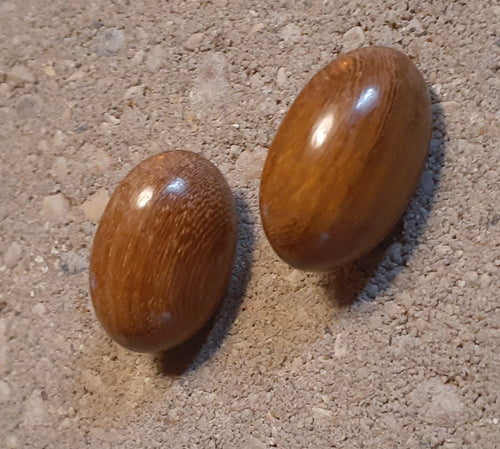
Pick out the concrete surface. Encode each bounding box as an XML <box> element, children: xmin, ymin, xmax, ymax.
<box><xmin>0</xmin><ymin>1</ymin><xmax>499</xmax><ymax>448</ymax></box>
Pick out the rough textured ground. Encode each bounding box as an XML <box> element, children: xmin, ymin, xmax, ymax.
<box><xmin>1</xmin><ymin>1</ymin><xmax>499</xmax><ymax>448</ymax></box>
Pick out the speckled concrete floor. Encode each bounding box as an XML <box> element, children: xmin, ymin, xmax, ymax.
<box><xmin>1</xmin><ymin>1</ymin><xmax>499</xmax><ymax>448</ymax></box>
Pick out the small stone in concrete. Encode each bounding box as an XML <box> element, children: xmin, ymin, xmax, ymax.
<box><xmin>16</xmin><ymin>94</ymin><xmax>43</xmax><ymax>118</ymax></box>
<box><xmin>333</xmin><ymin>332</ymin><xmax>348</xmax><ymax>358</ymax></box>
<box><xmin>342</xmin><ymin>26</ymin><xmax>365</xmax><ymax>52</ymax></box>
<box><xmin>52</xmin><ymin>157</ymin><xmax>68</xmax><ymax>181</ymax></box>
<box><xmin>190</xmin><ymin>52</ymin><xmax>230</xmax><ymax>106</ymax></box>
<box><xmin>413</xmin><ymin>379</ymin><xmax>466</xmax><ymax>427</ymax></box>
<box><xmin>185</xmin><ymin>33</ymin><xmax>204</xmax><ymax>50</ymax></box>
<box><xmin>67</xmin><ymin>70</ymin><xmax>85</xmax><ymax>82</ymax></box>
<box><xmin>60</xmin><ymin>108</ymin><xmax>72</xmax><ymax>122</ymax></box>
<box><xmin>0</xmin><ymin>319</ymin><xmax>7</xmax><ymax>374</ymax></box>
<box><xmin>95</xmin><ymin>27</ymin><xmax>125</xmax><ymax>56</ymax></box>
<box><xmin>130</xmin><ymin>50</ymin><xmax>144</xmax><ymax>65</ymax></box>
<box><xmin>251</xmin><ymin>23</ymin><xmax>265</xmax><ymax>34</ymax></box>
<box><xmin>60</xmin><ymin>252</ymin><xmax>88</xmax><ymax>274</ymax></box>
<box><xmin>42</xmin><ymin>194</ymin><xmax>69</xmax><ymax>221</ymax></box>
<box><xmin>0</xmin><ymin>83</ymin><xmax>9</xmax><ymax>97</ymax></box>
<box><xmin>6</xmin><ymin>435</ymin><xmax>18</xmax><ymax>449</ymax></box>
<box><xmin>32</xmin><ymin>303</ymin><xmax>46</xmax><ymax>315</ymax></box>
<box><xmin>6</xmin><ymin>65</ymin><xmax>35</xmax><ymax>85</ymax></box>
<box><xmin>4</xmin><ymin>242</ymin><xmax>22</xmax><ymax>268</ymax></box>
<box><xmin>23</xmin><ymin>390</ymin><xmax>45</xmax><ymax>426</ymax></box>
<box><xmin>479</xmin><ymin>273</ymin><xmax>491</xmax><ymax>288</ymax></box>
<box><xmin>145</xmin><ymin>45</ymin><xmax>164</xmax><ymax>72</ymax></box>
<box><xmin>312</xmin><ymin>407</ymin><xmax>333</xmax><ymax>419</ymax></box>
<box><xmin>250</xmin><ymin>73</ymin><xmax>263</xmax><ymax>89</ymax></box>
<box><xmin>229</xmin><ymin>145</ymin><xmax>242</xmax><ymax>159</ymax></box>
<box><xmin>464</xmin><ymin>271</ymin><xmax>479</xmax><ymax>285</ymax></box>
<box><xmin>105</xmin><ymin>113</ymin><xmax>120</xmax><ymax>125</ymax></box>
<box><xmin>88</xmin><ymin>148</ymin><xmax>112</xmax><ymax>173</ymax></box>
<box><xmin>245</xmin><ymin>435</ymin><xmax>267</xmax><ymax>449</ymax></box>
<box><xmin>81</xmin><ymin>369</ymin><xmax>103</xmax><ymax>394</ymax></box>
<box><xmin>234</xmin><ymin>146</ymin><xmax>267</xmax><ymax>183</ymax></box>
<box><xmin>44</xmin><ymin>66</ymin><xmax>55</xmax><ymax>77</ymax></box>
<box><xmin>80</xmin><ymin>221</ymin><xmax>96</xmax><ymax>236</ymax></box>
<box><xmin>53</xmin><ymin>130</ymin><xmax>65</xmax><ymax>149</ymax></box>
<box><xmin>406</xmin><ymin>18</ymin><xmax>425</xmax><ymax>36</ymax></box>
<box><xmin>276</xmin><ymin>67</ymin><xmax>288</xmax><ymax>87</ymax></box>
<box><xmin>280</xmin><ymin>23</ymin><xmax>301</xmax><ymax>43</ymax></box>
<box><xmin>124</xmin><ymin>85</ymin><xmax>144</xmax><ymax>100</ymax></box>
<box><xmin>0</xmin><ymin>380</ymin><xmax>11</xmax><ymax>402</ymax></box>
<box><xmin>100</xmin><ymin>121</ymin><xmax>112</xmax><ymax>134</ymax></box>
<box><xmin>82</xmin><ymin>188</ymin><xmax>109</xmax><ymax>222</ymax></box>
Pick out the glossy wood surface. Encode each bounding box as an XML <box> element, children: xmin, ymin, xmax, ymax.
<box><xmin>260</xmin><ymin>46</ymin><xmax>432</xmax><ymax>271</ymax></box>
<box><xmin>89</xmin><ymin>151</ymin><xmax>237</xmax><ymax>352</ymax></box>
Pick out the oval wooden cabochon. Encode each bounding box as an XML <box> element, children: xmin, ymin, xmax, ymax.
<box><xmin>260</xmin><ymin>46</ymin><xmax>432</xmax><ymax>271</ymax></box>
<box><xmin>90</xmin><ymin>151</ymin><xmax>237</xmax><ymax>352</ymax></box>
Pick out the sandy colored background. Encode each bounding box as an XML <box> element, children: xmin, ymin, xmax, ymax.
<box><xmin>1</xmin><ymin>1</ymin><xmax>499</xmax><ymax>448</ymax></box>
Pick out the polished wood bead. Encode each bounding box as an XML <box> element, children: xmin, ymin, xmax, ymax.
<box><xmin>89</xmin><ymin>151</ymin><xmax>237</xmax><ymax>352</ymax></box>
<box><xmin>260</xmin><ymin>46</ymin><xmax>432</xmax><ymax>271</ymax></box>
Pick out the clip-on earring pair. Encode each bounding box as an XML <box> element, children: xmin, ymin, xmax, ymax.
<box><xmin>89</xmin><ymin>46</ymin><xmax>432</xmax><ymax>353</ymax></box>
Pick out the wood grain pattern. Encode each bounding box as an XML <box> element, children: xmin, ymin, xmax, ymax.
<box><xmin>260</xmin><ymin>46</ymin><xmax>432</xmax><ymax>271</ymax></box>
<box><xmin>89</xmin><ymin>151</ymin><xmax>237</xmax><ymax>352</ymax></box>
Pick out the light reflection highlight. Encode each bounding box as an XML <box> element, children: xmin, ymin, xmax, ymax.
<box><xmin>136</xmin><ymin>186</ymin><xmax>154</xmax><ymax>208</ymax></box>
<box><xmin>354</xmin><ymin>86</ymin><xmax>379</xmax><ymax>113</ymax></box>
<box><xmin>310</xmin><ymin>112</ymin><xmax>335</xmax><ymax>149</ymax></box>
<box><xmin>165</xmin><ymin>177</ymin><xmax>187</xmax><ymax>195</ymax></box>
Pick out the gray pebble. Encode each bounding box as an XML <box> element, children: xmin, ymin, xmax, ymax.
<box><xmin>60</xmin><ymin>252</ymin><xmax>88</xmax><ymax>274</ymax></box>
<box><xmin>95</xmin><ymin>27</ymin><xmax>125</xmax><ymax>56</ymax></box>
<box><xmin>75</xmin><ymin>124</ymin><xmax>87</xmax><ymax>133</ymax></box>
<box><xmin>16</xmin><ymin>94</ymin><xmax>43</xmax><ymax>118</ymax></box>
